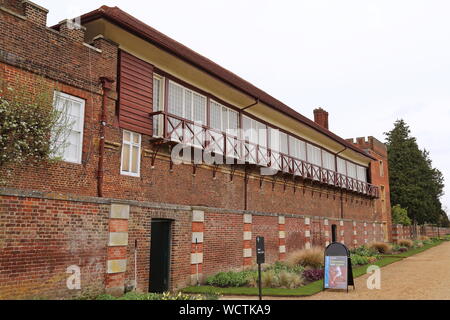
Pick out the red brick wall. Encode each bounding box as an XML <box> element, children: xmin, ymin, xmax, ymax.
<box><xmin>285</xmin><ymin>217</ymin><xmax>306</xmax><ymax>253</ymax></box>
<box><xmin>392</xmin><ymin>224</ymin><xmax>450</xmax><ymax>242</ymax></box>
<box><xmin>125</xmin><ymin>206</ymin><xmax>192</xmax><ymax>292</ymax></box>
<box><xmin>0</xmin><ymin>195</ymin><xmax>109</xmax><ymax>299</ymax></box>
<box><xmin>348</xmin><ymin>136</ymin><xmax>392</xmax><ymax>241</ymax></box>
<box><xmin>202</xmin><ymin>212</ymin><xmax>243</xmax><ymax>277</ymax></box>
<box><xmin>251</xmin><ymin>215</ymin><xmax>279</xmax><ymax>265</ymax></box>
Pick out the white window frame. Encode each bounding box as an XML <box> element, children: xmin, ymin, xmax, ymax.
<box><xmin>120</xmin><ymin>130</ymin><xmax>142</xmax><ymax>177</ymax></box>
<box><xmin>210</xmin><ymin>100</ymin><xmax>239</xmax><ymax>136</ymax></box>
<box><xmin>52</xmin><ymin>91</ymin><xmax>85</xmax><ymax>164</ymax></box>
<box><xmin>306</xmin><ymin>143</ymin><xmax>322</xmax><ymax>166</ymax></box>
<box><xmin>153</xmin><ymin>74</ymin><xmax>165</xmax><ymax>137</ymax></box>
<box><xmin>168</xmin><ymin>80</ymin><xmax>207</xmax><ymax>124</ymax></box>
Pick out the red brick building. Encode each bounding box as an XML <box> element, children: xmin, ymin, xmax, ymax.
<box><xmin>0</xmin><ymin>1</ymin><xmax>392</xmax><ymax>299</ymax></box>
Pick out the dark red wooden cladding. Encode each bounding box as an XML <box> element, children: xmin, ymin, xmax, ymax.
<box><xmin>118</xmin><ymin>50</ymin><xmax>153</xmax><ymax>135</ymax></box>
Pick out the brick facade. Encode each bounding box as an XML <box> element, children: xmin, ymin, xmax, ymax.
<box><xmin>0</xmin><ymin>0</ymin><xmax>407</xmax><ymax>299</ymax></box>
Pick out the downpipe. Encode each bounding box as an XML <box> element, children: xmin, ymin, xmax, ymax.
<box><xmin>97</xmin><ymin>77</ymin><xmax>114</xmax><ymax>198</ymax></box>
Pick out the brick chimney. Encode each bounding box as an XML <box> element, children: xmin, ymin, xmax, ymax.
<box><xmin>314</xmin><ymin>108</ymin><xmax>329</xmax><ymax>130</ymax></box>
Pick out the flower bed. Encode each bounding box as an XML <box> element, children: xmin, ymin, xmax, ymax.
<box><xmin>182</xmin><ymin>238</ymin><xmax>446</xmax><ymax>298</ymax></box>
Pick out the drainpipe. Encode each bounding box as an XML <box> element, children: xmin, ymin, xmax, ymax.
<box><xmin>335</xmin><ymin>147</ymin><xmax>347</xmax><ymax>219</ymax></box>
<box><xmin>98</xmin><ymin>77</ymin><xmax>115</xmax><ymax>198</ymax></box>
<box><xmin>244</xmin><ymin>166</ymin><xmax>249</xmax><ymax>211</ymax></box>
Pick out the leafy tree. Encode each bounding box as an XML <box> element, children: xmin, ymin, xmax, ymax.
<box><xmin>391</xmin><ymin>204</ymin><xmax>411</xmax><ymax>226</ymax></box>
<box><xmin>0</xmin><ymin>78</ymin><xmax>68</xmax><ymax>169</ymax></box>
<box><xmin>385</xmin><ymin>120</ymin><xmax>446</xmax><ymax>225</ymax></box>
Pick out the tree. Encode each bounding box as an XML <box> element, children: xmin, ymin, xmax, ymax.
<box><xmin>391</xmin><ymin>205</ymin><xmax>411</xmax><ymax>226</ymax></box>
<box><xmin>385</xmin><ymin>120</ymin><xmax>446</xmax><ymax>225</ymax></box>
<box><xmin>0</xmin><ymin>78</ymin><xmax>68</xmax><ymax>169</ymax></box>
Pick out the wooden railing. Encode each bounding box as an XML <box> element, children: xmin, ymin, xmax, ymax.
<box><xmin>150</xmin><ymin>111</ymin><xmax>379</xmax><ymax>198</ymax></box>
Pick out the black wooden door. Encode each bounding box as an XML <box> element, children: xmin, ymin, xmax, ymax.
<box><xmin>149</xmin><ymin>219</ymin><xmax>172</xmax><ymax>293</ymax></box>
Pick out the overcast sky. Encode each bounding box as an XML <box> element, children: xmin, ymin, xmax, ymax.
<box><xmin>39</xmin><ymin>0</ymin><xmax>450</xmax><ymax>213</ymax></box>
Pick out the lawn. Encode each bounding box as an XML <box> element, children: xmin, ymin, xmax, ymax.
<box><xmin>182</xmin><ymin>240</ymin><xmax>444</xmax><ymax>298</ymax></box>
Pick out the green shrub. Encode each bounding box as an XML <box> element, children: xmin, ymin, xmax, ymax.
<box><xmin>205</xmin><ymin>271</ymin><xmax>252</xmax><ymax>288</ymax></box>
<box><xmin>286</xmin><ymin>247</ymin><xmax>324</xmax><ymax>269</ymax></box>
<box><xmin>392</xmin><ymin>205</ymin><xmax>412</xmax><ymax>226</ymax></box>
<box><xmin>350</xmin><ymin>245</ymin><xmax>379</xmax><ymax>257</ymax></box>
<box><xmin>350</xmin><ymin>254</ymin><xmax>369</xmax><ymax>266</ymax></box>
<box><xmin>266</xmin><ymin>261</ymin><xmax>304</xmax><ymax>274</ymax></box>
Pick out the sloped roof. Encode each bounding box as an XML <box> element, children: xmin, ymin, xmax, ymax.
<box><xmin>80</xmin><ymin>6</ymin><xmax>374</xmax><ymax>160</ymax></box>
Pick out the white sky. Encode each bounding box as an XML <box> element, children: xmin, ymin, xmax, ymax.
<box><xmin>38</xmin><ymin>0</ymin><xmax>450</xmax><ymax>213</ymax></box>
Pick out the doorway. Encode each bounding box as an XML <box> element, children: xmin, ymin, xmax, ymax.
<box><xmin>149</xmin><ymin>219</ymin><xmax>172</xmax><ymax>293</ymax></box>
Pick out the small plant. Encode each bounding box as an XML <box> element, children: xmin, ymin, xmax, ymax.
<box><xmin>205</xmin><ymin>271</ymin><xmax>252</xmax><ymax>288</ymax></box>
<box><xmin>278</xmin><ymin>271</ymin><xmax>304</xmax><ymax>289</ymax></box>
<box><xmin>350</xmin><ymin>245</ymin><xmax>378</xmax><ymax>257</ymax></box>
<box><xmin>367</xmin><ymin>256</ymin><xmax>378</xmax><ymax>264</ymax></box>
<box><xmin>398</xmin><ymin>247</ymin><xmax>408</xmax><ymax>253</ymax></box>
<box><xmin>92</xmin><ymin>292</ymin><xmax>206</xmax><ymax>300</ymax></box>
<box><xmin>265</xmin><ymin>261</ymin><xmax>305</xmax><ymax>274</ymax></box>
<box><xmin>303</xmin><ymin>269</ymin><xmax>324</xmax><ymax>282</ymax></box>
<box><xmin>418</xmin><ymin>236</ymin><xmax>430</xmax><ymax>241</ymax></box>
<box><xmin>350</xmin><ymin>254</ymin><xmax>369</xmax><ymax>266</ymax></box>
<box><xmin>398</xmin><ymin>239</ymin><xmax>413</xmax><ymax>248</ymax></box>
<box><xmin>368</xmin><ymin>242</ymin><xmax>392</xmax><ymax>254</ymax></box>
<box><xmin>261</xmin><ymin>270</ymin><xmax>279</xmax><ymax>288</ymax></box>
<box><xmin>414</xmin><ymin>241</ymin><xmax>424</xmax><ymax>248</ymax></box>
<box><xmin>286</xmin><ymin>247</ymin><xmax>324</xmax><ymax>269</ymax></box>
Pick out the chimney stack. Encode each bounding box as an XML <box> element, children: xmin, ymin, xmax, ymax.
<box><xmin>314</xmin><ymin>108</ymin><xmax>329</xmax><ymax>130</ymax></box>
<box><xmin>22</xmin><ymin>1</ymin><xmax>48</xmax><ymax>26</ymax></box>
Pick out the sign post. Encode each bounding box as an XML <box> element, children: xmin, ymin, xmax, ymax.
<box><xmin>324</xmin><ymin>242</ymin><xmax>354</xmax><ymax>292</ymax></box>
<box><xmin>256</xmin><ymin>236</ymin><xmax>265</xmax><ymax>301</ymax></box>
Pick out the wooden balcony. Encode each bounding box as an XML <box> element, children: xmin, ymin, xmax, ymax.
<box><xmin>150</xmin><ymin>111</ymin><xmax>380</xmax><ymax>198</ymax></box>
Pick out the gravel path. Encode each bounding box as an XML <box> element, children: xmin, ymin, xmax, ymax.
<box><xmin>222</xmin><ymin>242</ymin><xmax>450</xmax><ymax>300</ymax></box>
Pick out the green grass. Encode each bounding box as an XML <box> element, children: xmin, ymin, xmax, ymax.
<box><xmin>386</xmin><ymin>240</ymin><xmax>443</xmax><ymax>258</ymax></box>
<box><xmin>352</xmin><ymin>256</ymin><xmax>402</xmax><ymax>278</ymax></box>
<box><xmin>182</xmin><ymin>240</ymin><xmax>444</xmax><ymax>298</ymax></box>
<box><xmin>182</xmin><ymin>279</ymin><xmax>324</xmax><ymax>297</ymax></box>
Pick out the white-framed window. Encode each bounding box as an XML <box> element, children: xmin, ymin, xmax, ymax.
<box><xmin>153</xmin><ymin>74</ymin><xmax>164</xmax><ymax>137</ymax></box>
<box><xmin>337</xmin><ymin>157</ymin><xmax>347</xmax><ymax>175</ymax></box>
<box><xmin>242</xmin><ymin>116</ymin><xmax>267</xmax><ymax>163</ymax></box>
<box><xmin>289</xmin><ymin>137</ymin><xmax>307</xmax><ymax>161</ymax></box>
<box><xmin>52</xmin><ymin>91</ymin><xmax>85</xmax><ymax>164</ymax></box>
<box><xmin>242</xmin><ymin>116</ymin><xmax>266</xmax><ymax>146</ymax></box>
<box><xmin>322</xmin><ymin>150</ymin><xmax>336</xmax><ymax>171</ymax></box>
<box><xmin>306</xmin><ymin>143</ymin><xmax>322</xmax><ymax>166</ymax></box>
<box><xmin>167</xmin><ymin>80</ymin><xmax>206</xmax><ymax>124</ymax></box>
<box><xmin>210</xmin><ymin>100</ymin><xmax>239</xmax><ymax>136</ymax></box>
<box><xmin>121</xmin><ymin>130</ymin><xmax>141</xmax><ymax>177</ymax></box>
<box><xmin>357</xmin><ymin>165</ymin><xmax>368</xmax><ymax>182</ymax></box>
<box><xmin>346</xmin><ymin>161</ymin><xmax>357</xmax><ymax>179</ymax></box>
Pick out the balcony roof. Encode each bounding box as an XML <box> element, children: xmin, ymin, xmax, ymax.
<box><xmin>79</xmin><ymin>6</ymin><xmax>376</xmax><ymax>161</ymax></box>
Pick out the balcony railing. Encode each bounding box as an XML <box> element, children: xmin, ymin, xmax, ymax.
<box><xmin>150</xmin><ymin>111</ymin><xmax>379</xmax><ymax>198</ymax></box>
